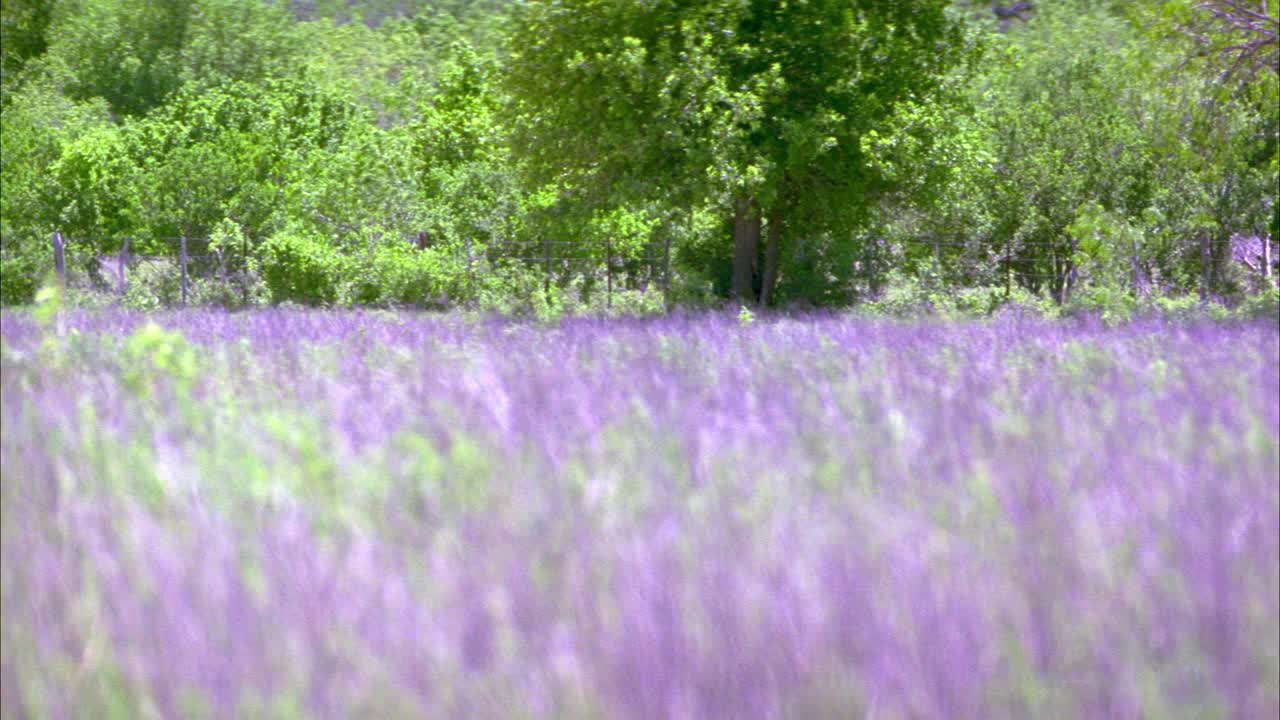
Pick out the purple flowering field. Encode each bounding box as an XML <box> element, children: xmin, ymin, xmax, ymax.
<box><xmin>2</xmin><ymin>308</ymin><xmax>1278</xmax><ymax>719</ymax></box>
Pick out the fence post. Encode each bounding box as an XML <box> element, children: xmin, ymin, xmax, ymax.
<box><xmin>663</xmin><ymin>232</ymin><xmax>671</xmax><ymax>310</ymax></box>
<box><xmin>181</xmin><ymin>235</ymin><xmax>189</xmax><ymax>306</ymax></box>
<box><xmin>52</xmin><ymin>231</ymin><xmax>65</xmax><ymax>285</ymax></box>
<box><xmin>1005</xmin><ymin>238</ymin><xmax>1012</xmax><ymax>301</ymax></box>
<box><xmin>1200</xmin><ymin>233</ymin><xmax>1210</xmax><ymax>303</ymax></box>
<box><xmin>867</xmin><ymin>241</ymin><xmax>878</xmax><ymax>297</ymax></box>
<box><xmin>470</xmin><ymin>235</ymin><xmax>478</xmax><ymax>290</ymax></box>
<box><xmin>544</xmin><ymin>235</ymin><xmax>552</xmax><ymax>297</ymax></box>
<box><xmin>1067</xmin><ymin>236</ymin><xmax>1078</xmax><ymax>302</ymax></box>
<box><xmin>242</xmin><ymin>233</ymin><xmax>249</xmax><ymax>307</ymax></box>
<box><xmin>606</xmin><ymin>235</ymin><xmax>613</xmax><ymax>310</ymax></box>
<box><xmin>1130</xmin><ymin>238</ymin><xmax>1141</xmax><ymax>296</ymax></box>
<box><xmin>119</xmin><ymin>237</ymin><xmax>130</xmax><ymax>295</ymax></box>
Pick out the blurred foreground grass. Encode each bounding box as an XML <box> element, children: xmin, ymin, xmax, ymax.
<box><xmin>2</xmin><ymin>307</ymin><xmax>1278</xmax><ymax>719</ymax></box>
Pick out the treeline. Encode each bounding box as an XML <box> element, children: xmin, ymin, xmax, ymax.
<box><xmin>1</xmin><ymin>0</ymin><xmax>1276</xmax><ymax>316</ymax></box>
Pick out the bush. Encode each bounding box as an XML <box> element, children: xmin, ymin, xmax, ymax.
<box><xmin>1142</xmin><ymin>294</ymin><xmax>1203</xmax><ymax>322</ymax></box>
<box><xmin>0</xmin><ymin>254</ymin><xmax>42</xmax><ymax>306</ymax></box>
<box><xmin>553</xmin><ymin>275</ymin><xmax>668</xmax><ymax>318</ymax></box>
<box><xmin>259</xmin><ymin>229</ymin><xmax>345</xmax><ymax>306</ymax></box>
<box><xmin>999</xmin><ymin>286</ymin><xmax>1060</xmax><ymax>319</ymax></box>
<box><xmin>1062</xmin><ymin>284</ymin><xmax>1137</xmax><ymax>325</ymax></box>
<box><xmin>377</xmin><ymin>244</ymin><xmax>467</xmax><ymax>308</ymax></box>
<box><xmin>190</xmin><ymin>275</ymin><xmax>263</xmax><ymax>310</ymax></box>
<box><xmin>861</xmin><ymin>272</ymin><xmax>1042</xmax><ymax>320</ymax></box>
<box><xmin>336</xmin><ymin>243</ymin><xmax>473</xmax><ymax>309</ymax></box>
<box><xmin>474</xmin><ymin>263</ymin><xmax>558</xmax><ymax>319</ymax></box>
<box><xmin>950</xmin><ymin>286</ymin><xmax>1002</xmax><ymax>318</ymax></box>
<box><xmin>123</xmin><ymin>260</ymin><xmax>184</xmax><ymax>310</ymax></box>
<box><xmin>1236</xmin><ymin>286</ymin><xmax>1280</xmax><ymax>322</ymax></box>
<box><xmin>862</xmin><ymin>270</ymin><xmax>936</xmax><ymax>318</ymax></box>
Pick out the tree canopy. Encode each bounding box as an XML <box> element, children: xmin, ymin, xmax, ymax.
<box><xmin>505</xmin><ymin>0</ymin><xmax>975</xmax><ymax>303</ymax></box>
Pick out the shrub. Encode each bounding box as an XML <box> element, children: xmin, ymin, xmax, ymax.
<box><xmin>951</xmin><ymin>286</ymin><xmax>995</xmax><ymax>318</ymax></box>
<box><xmin>554</xmin><ymin>275</ymin><xmax>668</xmax><ymax>318</ymax></box>
<box><xmin>1236</xmin><ymin>287</ymin><xmax>1280</xmax><ymax>322</ymax></box>
<box><xmin>1000</xmin><ymin>286</ymin><xmax>1060</xmax><ymax>319</ymax></box>
<box><xmin>189</xmin><ymin>276</ymin><xmax>261</xmax><ymax>310</ymax></box>
<box><xmin>259</xmin><ymin>229</ymin><xmax>345</xmax><ymax>306</ymax></box>
<box><xmin>123</xmin><ymin>260</ymin><xmax>184</xmax><ymax>310</ymax></box>
<box><xmin>374</xmin><ymin>244</ymin><xmax>467</xmax><ymax>308</ymax></box>
<box><xmin>474</xmin><ymin>262</ymin><xmax>562</xmax><ymax>320</ymax></box>
<box><xmin>1143</xmin><ymin>294</ymin><xmax>1203</xmax><ymax>322</ymax></box>
<box><xmin>0</xmin><ymin>254</ymin><xmax>42</xmax><ymax>306</ymax></box>
<box><xmin>1063</xmin><ymin>284</ymin><xmax>1137</xmax><ymax>325</ymax></box>
<box><xmin>863</xmin><ymin>270</ymin><xmax>935</xmax><ymax>318</ymax></box>
<box><xmin>337</xmin><ymin>244</ymin><xmax>473</xmax><ymax>309</ymax></box>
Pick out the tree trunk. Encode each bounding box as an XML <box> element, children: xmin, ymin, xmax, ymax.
<box><xmin>760</xmin><ymin>210</ymin><xmax>782</xmax><ymax>307</ymax></box>
<box><xmin>732</xmin><ymin>197</ymin><xmax>761</xmax><ymax>303</ymax></box>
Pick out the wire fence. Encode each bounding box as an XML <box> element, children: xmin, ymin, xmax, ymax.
<box><xmin>46</xmin><ymin>232</ymin><xmax>676</xmax><ymax>308</ymax></box>
<box><xmin>36</xmin><ymin>229</ymin><xmax>1269</xmax><ymax>307</ymax></box>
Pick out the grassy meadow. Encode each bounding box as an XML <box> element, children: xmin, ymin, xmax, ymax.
<box><xmin>2</xmin><ymin>307</ymin><xmax>1278</xmax><ymax>719</ymax></box>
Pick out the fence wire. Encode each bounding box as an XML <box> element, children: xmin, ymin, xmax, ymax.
<box><xmin>39</xmin><ymin>231</ymin><xmax>1223</xmax><ymax>306</ymax></box>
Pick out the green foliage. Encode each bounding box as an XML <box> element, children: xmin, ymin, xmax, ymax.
<box><xmin>0</xmin><ymin>253</ymin><xmax>42</xmax><ymax>305</ymax></box>
<box><xmin>863</xmin><ymin>270</ymin><xmax>938</xmax><ymax>319</ymax></box>
<box><xmin>1145</xmin><ymin>294</ymin><xmax>1204</xmax><ymax>323</ymax></box>
<box><xmin>554</xmin><ymin>276</ymin><xmax>667</xmax><ymax>318</ymax></box>
<box><xmin>474</xmin><ymin>262</ymin><xmax>553</xmax><ymax>319</ymax></box>
<box><xmin>50</xmin><ymin>125</ymin><xmax>140</xmax><ymax>240</ymax></box>
<box><xmin>505</xmin><ymin>0</ymin><xmax>974</xmax><ymax>305</ymax></box>
<box><xmin>0</xmin><ymin>0</ymin><xmax>54</xmax><ymax>105</ymax></box>
<box><xmin>1063</xmin><ymin>285</ymin><xmax>1139</xmax><ymax>326</ymax></box>
<box><xmin>861</xmin><ymin>268</ymin><xmax>1058</xmax><ymax>320</ymax></box>
<box><xmin>180</xmin><ymin>0</ymin><xmax>301</xmax><ymax>89</ymax></box>
<box><xmin>349</xmin><ymin>242</ymin><xmax>470</xmax><ymax>308</ymax></box>
<box><xmin>1236</xmin><ymin>287</ymin><xmax>1280</xmax><ymax>322</ymax></box>
<box><xmin>1</xmin><ymin>0</ymin><xmax>1274</xmax><ymax>316</ymax></box>
<box><xmin>122</xmin><ymin>260</ymin><xmax>184</xmax><ymax>310</ymax></box>
<box><xmin>953</xmin><ymin>285</ymin><xmax>1008</xmax><ymax>318</ymax></box>
<box><xmin>121</xmin><ymin>321</ymin><xmax>198</xmax><ymax>396</ymax></box>
<box><xmin>43</xmin><ymin>0</ymin><xmax>302</xmax><ymax>117</ymax></box>
<box><xmin>124</xmin><ymin>79</ymin><xmax>364</xmax><ymax>241</ymax></box>
<box><xmin>31</xmin><ymin>275</ymin><xmax>62</xmax><ymax>327</ymax></box>
<box><xmin>967</xmin><ymin>0</ymin><xmax>1277</xmax><ymax>301</ymax></box>
<box><xmin>259</xmin><ymin>229</ymin><xmax>346</xmax><ymax>306</ymax></box>
<box><xmin>1001</xmin><ymin>286</ymin><xmax>1062</xmax><ymax>320</ymax></box>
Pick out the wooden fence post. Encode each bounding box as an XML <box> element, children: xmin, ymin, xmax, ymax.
<box><xmin>544</xmin><ymin>235</ymin><xmax>552</xmax><ymax>297</ymax></box>
<box><xmin>181</xmin><ymin>235</ymin><xmax>189</xmax><ymax>306</ymax></box>
<box><xmin>606</xmin><ymin>235</ymin><xmax>613</xmax><ymax>310</ymax></box>
<box><xmin>242</xmin><ymin>233</ymin><xmax>249</xmax><ymax>307</ymax></box>
<box><xmin>1131</xmin><ymin>237</ymin><xmax>1144</xmax><ymax>296</ymax></box>
<box><xmin>1005</xmin><ymin>238</ymin><xmax>1012</xmax><ymax>301</ymax></box>
<box><xmin>1067</xmin><ymin>236</ymin><xmax>1078</xmax><ymax>302</ymax></box>
<box><xmin>52</xmin><ymin>231</ymin><xmax>65</xmax><ymax>285</ymax></box>
<box><xmin>663</xmin><ymin>232</ymin><xmax>671</xmax><ymax>309</ymax></box>
<box><xmin>119</xmin><ymin>237</ymin><xmax>130</xmax><ymax>294</ymax></box>
<box><xmin>1200</xmin><ymin>233</ymin><xmax>1210</xmax><ymax>303</ymax></box>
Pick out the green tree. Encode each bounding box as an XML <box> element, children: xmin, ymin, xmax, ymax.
<box><xmin>504</xmin><ymin>0</ymin><xmax>973</xmax><ymax>305</ymax></box>
<box><xmin>43</xmin><ymin>0</ymin><xmax>302</xmax><ymax>117</ymax></box>
<box><xmin>124</xmin><ymin>79</ymin><xmax>363</xmax><ymax>242</ymax></box>
<box><xmin>972</xmin><ymin>1</ymin><xmax>1277</xmax><ymax>303</ymax></box>
<box><xmin>0</xmin><ymin>0</ymin><xmax>55</xmax><ymax>105</ymax></box>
